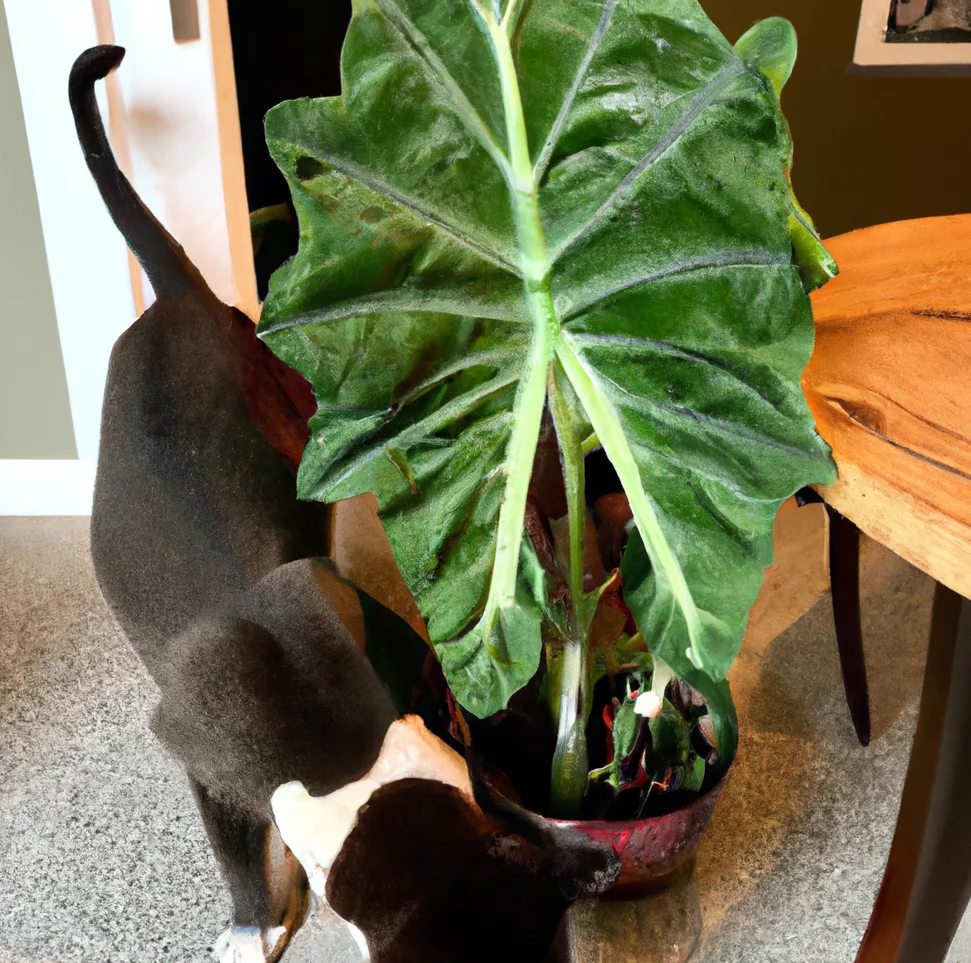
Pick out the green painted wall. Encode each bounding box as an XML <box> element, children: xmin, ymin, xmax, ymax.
<box><xmin>0</xmin><ymin>1</ymin><xmax>75</xmax><ymax>459</ymax></box>
<box><xmin>706</xmin><ymin>0</ymin><xmax>971</xmax><ymax>239</ymax></box>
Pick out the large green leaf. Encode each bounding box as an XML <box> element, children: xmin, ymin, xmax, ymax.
<box><xmin>258</xmin><ymin>0</ymin><xmax>836</xmax><ymax>721</ymax></box>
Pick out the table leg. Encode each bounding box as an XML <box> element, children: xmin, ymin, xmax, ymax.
<box><xmin>827</xmin><ymin>504</ymin><xmax>872</xmax><ymax>746</ymax></box>
<box><xmin>856</xmin><ymin>585</ymin><xmax>971</xmax><ymax>963</ymax></box>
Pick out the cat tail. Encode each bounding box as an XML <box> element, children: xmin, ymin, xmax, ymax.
<box><xmin>69</xmin><ymin>45</ymin><xmax>205</xmax><ymax>300</ymax></box>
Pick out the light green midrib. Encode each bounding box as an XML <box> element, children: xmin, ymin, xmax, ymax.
<box><xmin>556</xmin><ymin>336</ymin><xmax>705</xmax><ymax>668</ymax></box>
<box><xmin>478</xmin><ymin>9</ymin><xmax>557</xmax><ymax>627</ymax></box>
<box><xmin>474</xmin><ymin>4</ymin><xmax>704</xmax><ymax>673</ymax></box>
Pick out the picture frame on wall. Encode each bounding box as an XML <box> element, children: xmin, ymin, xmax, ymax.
<box><xmin>854</xmin><ymin>0</ymin><xmax>971</xmax><ymax>73</ymax></box>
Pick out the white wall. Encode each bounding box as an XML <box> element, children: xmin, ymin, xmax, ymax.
<box><xmin>0</xmin><ymin>0</ymin><xmax>241</xmax><ymax>514</ymax></box>
<box><xmin>1</xmin><ymin>0</ymin><xmax>134</xmax><ymax>512</ymax></box>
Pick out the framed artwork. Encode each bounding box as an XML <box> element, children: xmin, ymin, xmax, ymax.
<box><xmin>854</xmin><ymin>0</ymin><xmax>971</xmax><ymax>73</ymax></box>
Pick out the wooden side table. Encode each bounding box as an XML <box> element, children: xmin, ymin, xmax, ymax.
<box><xmin>804</xmin><ymin>214</ymin><xmax>971</xmax><ymax>963</ymax></box>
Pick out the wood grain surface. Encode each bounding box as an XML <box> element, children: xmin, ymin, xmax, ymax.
<box><xmin>804</xmin><ymin>214</ymin><xmax>971</xmax><ymax>599</ymax></box>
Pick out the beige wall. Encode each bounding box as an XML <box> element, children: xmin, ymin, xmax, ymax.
<box><xmin>706</xmin><ymin>0</ymin><xmax>971</xmax><ymax>239</ymax></box>
<box><xmin>0</xmin><ymin>1</ymin><xmax>75</xmax><ymax>459</ymax></box>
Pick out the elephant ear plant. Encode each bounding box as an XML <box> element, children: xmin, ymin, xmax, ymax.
<box><xmin>258</xmin><ymin>0</ymin><xmax>837</xmax><ymax>818</ymax></box>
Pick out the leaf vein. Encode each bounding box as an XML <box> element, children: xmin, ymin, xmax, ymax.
<box><xmin>651</xmin><ymin>402</ymin><xmax>814</xmax><ymax>458</ymax></box>
<box><xmin>283</xmin><ymin>143</ymin><xmax>521</xmax><ymax>275</ymax></box>
<box><xmin>575</xmin><ymin>356</ymin><xmax>812</xmax><ymax>459</ymax></box>
<box><xmin>566</xmin><ymin>331</ymin><xmax>784</xmax><ymax>412</ymax></box>
<box><xmin>397</xmin><ymin>349</ymin><xmax>522</xmax><ymax>406</ymax></box>
<box><xmin>260</xmin><ymin>290</ymin><xmax>524</xmax><ymax>336</ymax></box>
<box><xmin>560</xmin><ymin>250</ymin><xmax>789</xmax><ymax>320</ymax></box>
<box><xmin>551</xmin><ymin>61</ymin><xmax>745</xmax><ymax>263</ymax></box>
<box><xmin>323</xmin><ymin>374</ymin><xmax>518</xmax><ymax>492</ymax></box>
<box><xmin>532</xmin><ymin>0</ymin><xmax>620</xmax><ymax>182</ymax></box>
<box><xmin>374</xmin><ymin>0</ymin><xmax>510</xmax><ymax>174</ymax></box>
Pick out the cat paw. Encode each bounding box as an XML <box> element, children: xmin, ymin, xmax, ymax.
<box><xmin>212</xmin><ymin>925</ymin><xmax>288</xmax><ymax>963</ymax></box>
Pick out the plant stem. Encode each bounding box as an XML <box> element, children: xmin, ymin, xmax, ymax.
<box><xmin>551</xmin><ymin>376</ymin><xmax>585</xmax><ymax>614</ymax></box>
<box><xmin>500</xmin><ymin>0</ymin><xmax>526</xmax><ymax>38</ymax></box>
<box><xmin>555</xmin><ymin>338</ymin><xmax>706</xmax><ymax>671</ymax></box>
<box><xmin>478</xmin><ymin>306</ymin><xmax>553</xmax><ymax>632</ymax></box>
<box><xmin>485</xmin><ymin>15</ymin><xmax>595</xmax><ymax>810</ymax></box>
<box><xmin>548</xmin><ymin>363</ymin><xmax>591</xmax><ymax>818</ymax></box>
<box><xmin>549</xmin><ymin>639</ymin><xmax>588</xmax><ymax>817</ymax></box>
<box><xmin>476</xmin><ymin>10</ymin><xmax>558</xmax><ymax>637</ymax></box>
<box><xmin>580</xmin><ymin>431</ymin><xmax>600</xmax><ymax>455</ymax></box>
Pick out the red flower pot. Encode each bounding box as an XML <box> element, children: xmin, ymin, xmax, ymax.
<box><xmin>549</xmin><ymin>776</ymin><xmax>727</xmax><ymax>897</ymax></box>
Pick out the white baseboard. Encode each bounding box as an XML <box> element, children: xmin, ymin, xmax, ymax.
<box><xmin>0</xmin><ymin>460</ymin><xmax>95</xmax><ymax>515</ymax></box>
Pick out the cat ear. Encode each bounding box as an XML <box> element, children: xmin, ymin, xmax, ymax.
<box><xmin>466</xmin><ymin>750</ymin><xmax>620</xmax><ymax>899</ymax></box>
<box><xmin>466</xmin><ymin>749</ymin><xmax>545</xmax><ymax>842</ymax></box>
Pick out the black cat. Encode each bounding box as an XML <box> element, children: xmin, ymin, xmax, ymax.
<box><xmin>71</xmin><ymin>44</ymin><xmax>618</xmax><ymax>963</ymax></box>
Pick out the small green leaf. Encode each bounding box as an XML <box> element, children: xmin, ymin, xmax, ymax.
<box><xmin>607</xmin><ymin>696</ymin><xmax>641</xmax><ymax>790</ymax></box>
<box><xmin>687</xmin><ymin>671</ymin><xmax>738</xmax><ymax>771</ymax></box>
<box><xmin>683</xmin><ymin>752</ymin><xmax>706</xmax><ymax>793</ymax></box>
<box><xmin>593</xmin><ymin>636</ymin><xmax>654</xmax><ymax>689</ymax></box>
<box><xmin>649</xmin><ymin>698</ymin><xmax>691</xmax><ymax>764</ymax></box>
<box><xmin>735</xmin><ymin>17</ymin><xmax>797</xmax><ymax>95</ymax></box>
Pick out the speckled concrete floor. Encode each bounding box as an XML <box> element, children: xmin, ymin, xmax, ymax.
<box><xmin>0</xmin><ymin>517</ymin><xmax>969</xmax><ymax>963</ymax></box>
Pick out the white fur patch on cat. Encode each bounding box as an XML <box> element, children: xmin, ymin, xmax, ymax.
<box><xmin>212</xmin><ymin>925</ymin><xmax>287</xmax><ymax>963</ymax></box>
<box><xmin>271</xmin><ymin>715</ymin><xmax>473</xmax><ymax>898</ymax></box>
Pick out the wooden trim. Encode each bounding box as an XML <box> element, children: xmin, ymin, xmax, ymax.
<box><xmin>207</xmin><ymin>0</ymin><xmax>259</xmax><ymax>322</ymax></box>
<box><xmin>853</xmin><ymin>0</ymin><xmax>971</xmax><ymax>75</ymax></box>
<box><xmin>90</xmin><ymin>0</ymin><xmax>145</xmax><ymax>317</ymax></box>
